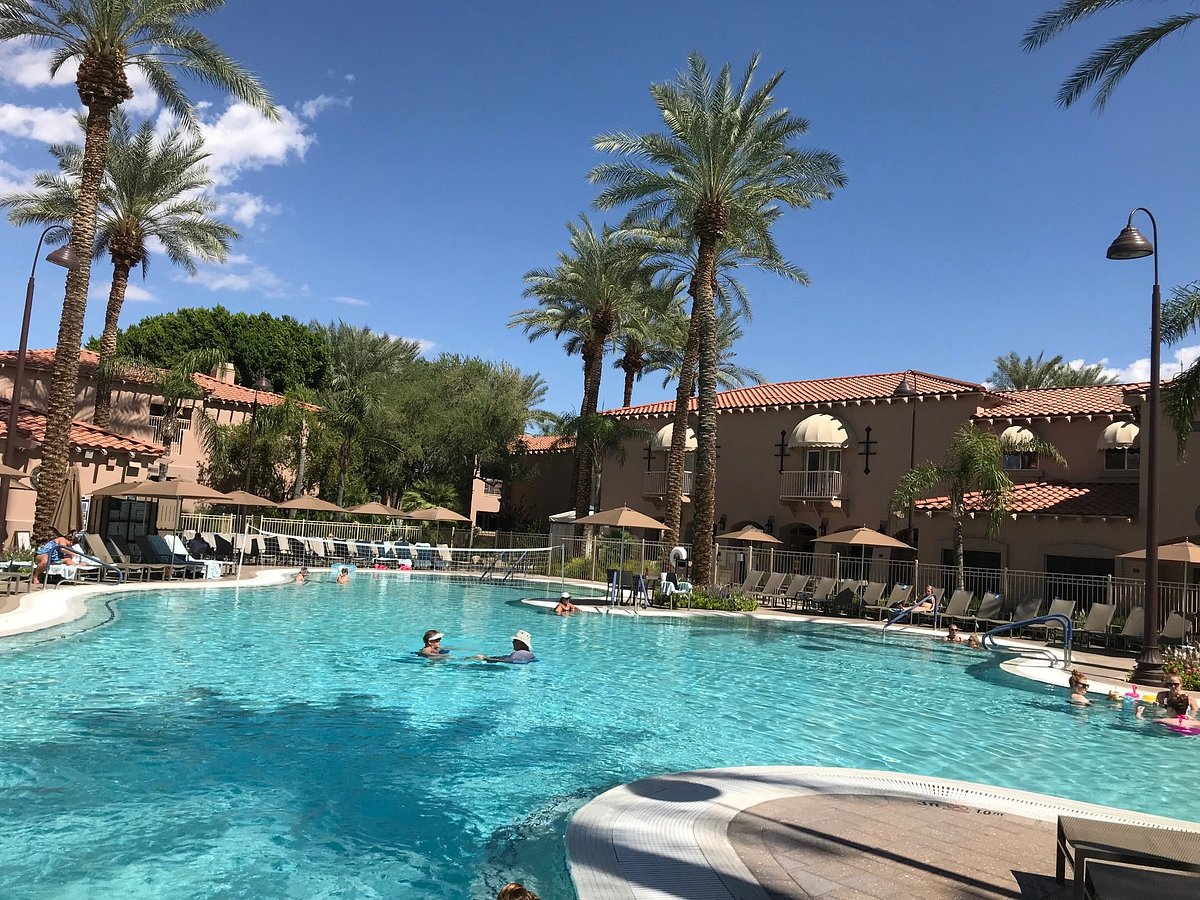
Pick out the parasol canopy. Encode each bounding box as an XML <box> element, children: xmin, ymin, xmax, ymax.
<box><xmin>49</xmin><ymin>466</ymin><xmax>83</xmax><ymax>536</ymax></box>
<box><xmin>403</xmin><ymin>505</ymin><xmax>470</xmax><ymax>523</ymax></box>
<box><xmin>715</xmin><ymin>525</ymin><xmax>781</xmax><ymax>545</ymax></box>
<box><xmin>573</xmin><ymin>505</ymin><xmax>666</xmax><ymax>531</ymax></box>
<box><xmin>1118</xmin><ymin>539</ymin><xmax>1200</xmax><ymax>565</ymax></box>
<box><xmin>276</xmin><ymin>496</ymin><xmax>347</xmax><ymax>514</ymax></box>
<box><xmin>118</xmin><ymin>479</ymin><xmax>232</xmax><ymax>502</ymax></box>
<box><xmin>351</xmin><ymin>501</ymin><xmax>404</xmax><ymax>517</ymax></box>
<box><xmin>814</xmin><ymin>526</ymin><xmax>914</xmax><ymax>551</ymax></box>
<box><xmin>216</xmin><ymin>490</ymin><xmax>278</xmax><ymax>508</ymax></box>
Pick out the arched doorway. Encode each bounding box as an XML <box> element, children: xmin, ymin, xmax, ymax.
<box><xmin>782</xmin><ymin>522</ymin><xmax>817</xmax><ymax>554</ymax></box>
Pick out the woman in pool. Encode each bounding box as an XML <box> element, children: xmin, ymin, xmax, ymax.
<box><xmin>1068</xmin><ymin>670</ymin><xmax>1091</xmax><ymax>705</ymax></box>
<box><xmin>336</xmin><ymin>567</ymin><xmax>351</xmax><ymax>584</ymax></box>
<box><xmin>419</xmin><ymin>630</ymin><xmax>449</xmax><ymax>658</ymax></box>
<box><xmin>293</xmin><ymin>567</ymin><xmax>309</xmax><ymax>584</ymax></box>
<box><xmin>1136</xmin><ymin>693</ymin><xmax>1200</xmax><ymax>732</ymax></box>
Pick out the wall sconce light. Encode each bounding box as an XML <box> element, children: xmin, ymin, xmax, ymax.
<box><xmin>818</xmin><ymin>519</ymin><xmax>828</xmax><ymax>536</ymax></box>
<box><xmin>718</xmin><ymin>514</ymin><xmax>728</xmax><ymax>530</ymax></box>
<box><xmin>765</xmin><ymin>515</ymin><xmax>775</xmax><ymax>534</ymax></box>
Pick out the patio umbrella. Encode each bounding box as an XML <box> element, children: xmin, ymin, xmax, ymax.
<box><xmin>1119</xmin><ymin>540</ymin><xmax>1200</xmax><ymax>596</ymax></box>
<box><xmin>814</xmin><ymin>526</ymin><xmax>914</xmax><ymax>551</ymax></box>
<box><xmin>49</xmin><ymin>466</ymin><xmax>83</xmax><ymax>536</ymax></box>
<box><xmin>573</xmin><ymin>505</ymin><xmax>666</xmax><ymax>531</ymax></box>
<box><xmin>715</xmin><ymin>525</ymin><xmax>782</xmax><ymax>545</ymax></box>
<box><xmin>89</xmin><ymin>480</ymin><xmax>145</xmax><ymax>497</ymax></box>
<box><xmin>118</xmin><ymin>480</ymin><xmax>232</xmax><ymax>502</ymax></box>
<box><xmin>276</xmin><ymin>496</ymin><xmax>347</xmax><ymax>514</ymax></box>
<box><xmin>0</xmin><ymin>461</ymin><xmax>32</xmax><ymax>490</ymax></box>
<box><xmin>217</xmin><ymin>490</ymin><xmax>277</xmax><ymax>507</ymax></box>
<box><xmin>351</xmin><ymin>501</ymin><xmax>404</xmax><ymax>517</ymax></box>
<box><xmin>403</xmin><ymin>505</ymin><xmax>470</xmax><ymax>523</ymax></box>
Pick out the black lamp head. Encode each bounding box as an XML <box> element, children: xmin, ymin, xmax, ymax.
<box><xmin>45</xmin><ymin>244</ymin><xmax>79</xmax><ymax>270</ymax></box>
<box><xmin>1106</xmin><ymin>223</ymin><xmax>1154</xmax><ymax>260</ymax></box>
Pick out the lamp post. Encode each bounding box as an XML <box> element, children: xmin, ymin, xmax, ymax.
<box><xmin>0</xmin><ymin>226</ymin><xmax>78</xmax><ymax>547</ymax></box>
<box><xmin>1106</xmin><ymin>207</ymin><xmax>1163</xmax><ymax>686</ymax></box>
<box><xmin>893</xmin><ymin>371</ymin><xmax>918</xmax><ymax>539</ymax></box>
<box><xmin>243</xmin><ymin>375</ymin><xmax>273</xmax><ymax>493</ymax></box>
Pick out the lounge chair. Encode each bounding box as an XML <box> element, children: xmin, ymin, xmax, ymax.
<box><xmin>738</xmin><ymin>570</ymin><xmax>765</xmax><ymax>595</ymax></box>
<box><xmin>778</xmin><ymin>575</ymin><xmax>811</xmax><ymax>610</ymax></box>
<box><xmin>922</xmin><ymin>588</ymin><xmax>973</xmax><ymax>627</ymax></box>
<box><xmin>1159</xmin><ymin>611</ymin><xmax>1191</xmax><ymax>646</ymax></box>
<box><xmin>164</xmin><ymin>534</ymin><xmax>232</xmax><ymax>577</ymax></box>
<box><xmin>134</xmin><ymin>535</ymin><xmax>199</xmax><ymax>579</ymax></box>
<box><xmin>1071</xmin><ymin>602</ymin><xmax>1116</xmax><ymax>648</ymax></box>
<box><xmin>108</xmin><ymin>536</ymin><xmax>172</xmax><ymax>579</ymax></box>
<box><xmin>803</xmin><ymin>576</ymin><xmax>839</xmax><ymax>612</ymax></box>
<box><xmin>854</xmin><ymin>581</ymin><xmax>886</xmax><ymax>616</ymax></box>
<box><xmin>952</xmin><ymin>592</ymin><xmax>1005</xmax><ymax>632</ymax></box>
<box><xmin>83</xmin><ymin>533</ymin><xmax>152</xmax><ymax>582</ymax></box>
<box><xmin>752</xmin><ymin>572</ymin><xmax>786</xmax><ymax>604</ymax></box>
<box><xmin>1007</xmin><ymin>598</ymin><xmax>1044</xmax><ymax>635</ymax></box>
<box><xmin>413</xmin><ymin>542</ymin><xmax>435</xmax><ymax>570</ymax></box>
<box><xmin>869</xmin><ymin>583</ymin><xmax>912</xmax><ymax>621</ymax></box>
<box><xmin>1025</xmin><ymin>598</ymin><xmax>1076</xmax><ymax>642</ymax></box>
<box><xmin>1057</xmin><ymin>814</ymin><xmax>1200</xmax><ymax>899</ymax></box>
<box><xmin>817</xmin><ymin>586</ymin><xmax>860</xmax><ymax>617</ymax></box>
<box><xmin>1114</xmin><ymin>606</ymin><xmax>1145</xmax><ymax>651</ymax></box>
<box><xmin>435</xmin><ymin>544</ymin><xmax>453</xmax><ymax>569</ymax></box>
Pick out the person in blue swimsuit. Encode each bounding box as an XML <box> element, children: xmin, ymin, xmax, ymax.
<box><xmin>33</xmin><ymin>534</ymin><xmax>76</xmax><ymax>586</ymax></box>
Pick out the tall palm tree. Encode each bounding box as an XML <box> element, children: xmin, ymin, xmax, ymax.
<box><xmin>646</xmin><ymin>309</ymin><xmax>766</xmax><ymax>392</ymax></box>
<box><xmin>591</xmin><ymin>53</ymin><xmax>846</xmax><ymax>582</ymax></box>
<box><xmin>313</xmin><ymin>322</ymin><xmax>419</xmax><ymax>506</ymax></box>
<box><xmin>889</xmin><ymin>424</ymin><xmax>1065</xmax><ymax>590</ymax></box>
<box><xmin>509</xmin><ymin>214</ymin><xmax>665</xmax><ymax>525</ymax></box>
<box><xmin>1162</xmin><ymin>281</ymin><xmax>1200</xmax><ymax>456</ymax></box>
<box><xmin>1022</xmin><ymin>1</ymin><xmax>1200</xmax><ymax>109</ymax></box>
<box><xmin>989</xmin><ymin>351</ymin><xmax>1116</xmax><ymax>390</ymax></box>
<box><xmin>1</xmin><ymin>111</ymin><xmax>238</xmax><ymax>428</ymax></box>
<box><xmin>0</xmin><ymin>0</ymin><xmax>277</xmax><ymax>541</ymax></box>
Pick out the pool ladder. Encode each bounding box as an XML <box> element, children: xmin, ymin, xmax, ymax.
<box><xmin>981</xmin><ymin>614</ymin><xmax>1073</xmax><ymax>669</ymax></box>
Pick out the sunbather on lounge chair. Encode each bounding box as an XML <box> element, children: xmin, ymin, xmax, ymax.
<box><xmin>33</xmin><ymin>534</ymin><xmax>75</xmax><ymax>586</ymax></box>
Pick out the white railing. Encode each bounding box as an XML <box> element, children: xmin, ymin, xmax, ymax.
<box><xmin>179</xmin><ymin>513</ymin><xmax>236</xmax><ymax>532</ymax></box>
<box><xmin>483</xmin><ymin>481</ymin><xmax>503</xmax><ymax>496</ymax></box>
<box><xmin>147</xmin><ymin>414</ymin><xmax>189</xmax><ymax>453</ymax></box>
<box><xmin>780</xmin><ymin>469</ymin><xmax>843</xmax><ymax>500</ymax></box>
<box><xmin>643</xmin><ymin>470</ymin><xmax>694</xmax><ymax>496</ymax></box>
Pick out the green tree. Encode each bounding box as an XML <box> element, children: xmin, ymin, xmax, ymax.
<box><xmin>510</xmin><ymin>214</ymin><xmax>667</xmax><ymax>525</ymax></box>
<box><xmin>1023</xmin><ymin>2</ymin><xmax>1200</xmax><ymax>110</ymax></box>
<box><xmin>105</xmin><ymin>306</ymin><xmax>331</xmax><ymax>393</ymax></box>
<box><xmin>646</xmin><ymin>308</ymin><xmax>765</xmax><ymax>392</ymax></box>
<box><xmin>591</xmin><ymin>53</ymin><xmax>845</xmax><ymax>582</ymax></box>
<box><xmin>989</xmin><ymin>351</ymin><xmax>1116</xmax><ymax>390</ymax></box>
<box><xmin>0</xmin><ymin>0</ymin><xmax>277</xmax><ymax>540</ymax></box>
<box><xmin>1</xmin><ymin>110</ymin><xmax>238</xmax><ymax>427</ymax></box>
<box><xmin>1162</xmin><ymin>281</ymin><xmax>1200</xmax><ymax>456</ymax></box>
<box><xmin>888</xmin><ymin>424</ymin><xmax>1065</xmax><ymax>590</ymax></box>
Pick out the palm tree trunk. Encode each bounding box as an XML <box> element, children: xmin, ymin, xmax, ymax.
<box><xmin>662</xmin><ymin>310</ymin><xmax>700</xmax><ymax>557</ymax></box>
<box><xmin>689</xmin><ymin>237</ymin><xmax>721</xmax><ymax>587</ymax></box>
<box><xmin>92</xmin><ymin>260</ymin><xmax>133</xmax><ymax>428</ymax></box>
<box><xmin>574</xmin><ymin>337</ymin><xmax>605</xmax><ymax>522</ymax></box>
<box><xmin>952</xmin><ymin>512</ymin><xmax>965</xmax><ymax>592</ymax></box>
<box><xmin>33</xmin><ymin>106</ymin><xmax>113</xmax><ymax>541</ymax></box>
<box><xmin>622</xmin><ymin>364</ymin><xmax>636</xmax><ymax>409</ymax></box>
<box><xmin>291</xmin><ymin>420</ymin><xmax>309</xmax><ymax>500</ymax></box>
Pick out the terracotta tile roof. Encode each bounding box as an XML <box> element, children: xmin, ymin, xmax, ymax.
<box><xmin>913</xmin><ymin>480</ymin><xmax>1138</xmax><ymax>519</ymax></box>
<box><xmin>0</xmin><ymin>400</ymin><xmax>164</xmax><ymax>457</ymax></box>
<box><xmin>518</xmin><ymin>434</ymin><xmax>574</xmax><ymax>454</ymax></box>
<box><xmin>0</xmin><ymin>348</ymin><xmax>314</xmax><ymax>410</ymax></box>
<box><xmin>607</xmin><ymin>370</ymin><xmax>989</xmax><ymax>418</ymax></box>
<box><xmin>976</xmin><ymin>384</ymin><xmax>1135</xmax><ymax>421</ymax></box>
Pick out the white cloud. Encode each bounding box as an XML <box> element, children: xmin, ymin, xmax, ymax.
<box><xmin>1098</xmin><ymin>344</ymin><xmax>1200</xmax><ymax>382</ymax></box>
<box><xmin>332</xmin><ymin>295</ymin><xmax>368</xmax><ymax>307</ymax></box>
<box><xmin>196</xmin><ymin>101</ymin><xmax>313</xmax><ymax>185</ymax></box>
<box><xmin>89</xmin><ymin>281</ymin><xmax>157</xmax><ymax>303</ymax></box>
<box><xmin>387</xmin><ymin>334</ymin><xmax>437</xmax><ymax>355</ymax></box>
<box><xmin>297</xmin><ymin>94</ymin><xmax>351</xmax><ymax>120</ymax></box>
<box><xmin>0</xmin><ymin>103</ymin><xmax>80</xmax><ymax>143</ymax></box>
<box><xmin>0</xmin><ymin>157</ymin><xmax>34</xmax><ymax>193</ymax></box>
<box><xmin>214</xmin><ymin>190</ymin><xmax>280</xmax><ymax>228</ymax></box>
<box><xmin>0</xmin><ymin>42</ymin><xmax>77</xmax><ymax>88</ymax></box>
<box><xmin>182</xmin><ymin>256</ymin><xmax>288</xmax><ymax>298</ymax></box>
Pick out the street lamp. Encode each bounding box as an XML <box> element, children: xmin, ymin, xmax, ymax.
<box><xmin>1106</xmin><ymin>207</ymin><xmax>1163</xmax><ymax>686</ymax></box>
<box><xmin>243</xmin><ymin>375</ymin><xmax>273</xmax><ymax>493</ymax></box>
<box><xmin>0</xmin><ymin>225</ymin><xmax>79</xmax><ymax>546</ymax></box>
<box><xmin>893</xmin><ymin>371</ymin><xmax>918</xmax><ymax>540</ymax></box>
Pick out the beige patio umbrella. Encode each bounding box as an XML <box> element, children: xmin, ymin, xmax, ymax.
<box><xmin>351</xmin><ymin>501</ymin><xmax>404</xmax><ymax>517</ymax></box>
<box><xmin>814</xmin><ymin>526</ymin><xmax>914</xmax><ymax>551</ymax></box>
<box><xmin>1119</xmin><ymin>540</ymin><xmax>1200</xmax><ymax>591</ymax></box>
<box><xmin>403</xmin><ymin>505</ymin><xmax>470</xmax><ymax>523</ymax></box>
<box><xmin>89</xmin><ymin>479</ymin><xmax>145</xmax><ymax>497</ymax></box>
<box><xmin>276</xmin><ymin>496</ymin><xmax>348</xmax><ymax>514</ymax></box>
<box><xmin>216</xmin><ymin>490</ymin><xmax>277</xmax><ymax>507</ymax></box>
<box><xmin>118</xmin><ymin>479</ymin><xmax>232</xmax><ymax>502</ymax></box>
<box><xmin>715</xmin><ymin>525</ymin><xmax>782</xmax><ymax>545</ymax></box>
<box><xmin>0</xmin><ymin>461</ymin><xmax>33</xmax><ymax>486</ymax></box>
<box><xmin>573</xmin><ymin>505</ymin><xmax>666</xmax><ymax>531</ymax></box>
<box><xmin>49</xmin><ymin>466</ymin><xmax>84</xmax><ymax>536</ymax></box>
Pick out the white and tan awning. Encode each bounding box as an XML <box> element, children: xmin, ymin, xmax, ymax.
<box><xmin>788</xmin><ymin>413</ymin><xmax>850</xmax><ymax>449</ymax></box>
<box><xmin>1097</xmin><ymin>421</ymin><xmax>1140</xmax><ymax>450</ymax></box>
<box><xmin>1000</xmin><ymin>425</ymin><xmax>1038</xmax><ymax>447</ymax></box>
<box><xmin>652</xmin><ymin>423</ymin><xmax>697</xmax><ymax>451</ymax></box>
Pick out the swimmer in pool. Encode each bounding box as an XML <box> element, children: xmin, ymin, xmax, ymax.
<box><xmin>472</xmin><ymin>630</ymin><xmax>535</xmax><ymax>663</ymax></box>
<box><xmin>1137</xmin><ymin>693</ymin><xmax>1200</xmax><ymax>731</ymax></box>
<box><xmin>294</xmin><ymin>566</ymin><xmax>309</xmax><ymax>584</ymax></box>
<box><xmin>419</xmin><ymin>630</ymin><xmax>448</xmax><ymax>658</ymax></box>
<box><xmin>1068</xmin><ymin>670</ymin><xmax>1091</xmax><ymax>705</ymax></box>
<box><xmin>553</xmin><ymin>592</ymin><xmax>578</xmax><ymax>616</ymax></box>
<box><xmin>336</xmin><ymin>567</ymin><xmax>350</xmax><ymax>584</ymax></box>
<box><xmin>943</xmin><ymin>623</ymin><xmax>962</xmax><ymax>643</ymax></box>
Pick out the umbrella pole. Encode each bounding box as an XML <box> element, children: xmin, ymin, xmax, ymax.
<box><xmin>236</xmin><ymin>514</ymin><xmax>249</xmax><ymax>580</ymax></box>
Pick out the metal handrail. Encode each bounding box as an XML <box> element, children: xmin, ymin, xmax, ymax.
<box><xmin>501</xmin><ymin>551</ymin><xmax>529</xmax><ymax>584</ymax></box>
<box><xmin>69</xmin><ymin>548</ymin><xmax>126</xmax><ymax>584</ymax></box>
<box><xmin>981</xmin><ymin>614</ymin><xmax>1074</xmax><ymax>668</ymax></box>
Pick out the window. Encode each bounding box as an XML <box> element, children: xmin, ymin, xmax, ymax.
<box><xmin>1002</xmin><ymin>451</ymin><xmax>1038</xmax><ymax>471</ymax></box>
<box><xmin>1104</xmin><ymin>447</ymin><xmax>1140</xmax><ymax>471</ymax></box>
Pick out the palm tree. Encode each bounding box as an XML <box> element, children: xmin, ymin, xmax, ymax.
<box><xmin>509</xmin><ymin>214</ymin><xmax>665</xmax><ymax>525</ymax></box>
<box><xmin>888</xmin><ymin>423</ymin><xmax>1065</xmax><ymax>590</ymax></box>
<box><xmin>1</xmin><ymin>110</ymin><xmax>238</xmax><ymax>428</ymax></box>
<box><xmin>591</xmin><ymin>53</ymin><xmax>846</xmax><ymax>583</ymax></box>
<box><xmin>646</xmin><ymin>309</ymin><xmax>766</xmax><ymax>392</ymax></box>
<box><xmin>0</xmin><ymin>0</ymin><xmax>277</xmax><ymax>541</ymax></box>
<box><xmin>1022</xmin><ymin>2</ymin><xmax>1200</xmax><ymax>110</ymax></box>
<box><xmin>1162</xmin><ymin>281</ymin><xmax>1200</xmax><ymax>456</ymax></box>
<box><xmin>313</xmin><ymin>322</ymin><xmax>419</xmax><ymax>506</ymax></box>
<box><xmin>989</xmin><ymin>351</ymin><xmax>1116</xmax><ymax>390</ymax></box>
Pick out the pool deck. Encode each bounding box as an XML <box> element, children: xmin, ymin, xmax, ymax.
<box><xmin>3</xmin><ymin>570</ymin><xmax>1194</xmax><ymax>899</ymax></box>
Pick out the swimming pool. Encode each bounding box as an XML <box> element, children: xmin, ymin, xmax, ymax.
<box><xmin>0</xmin><ymin>574</ymin><xmax>1193</xmax><ymax>898</ymax></box>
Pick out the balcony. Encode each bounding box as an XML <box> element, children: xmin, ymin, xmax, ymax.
<box><xmin>147</xmin><ymin>414</ymin><xmax>189</xmax><ymax>454</ymax></box>
<box><xmin>643</xmin><ymin>469</ymin><xmax>693</xmax><ymax>497</ymax></box>
<box><xmin>780</xmin><ymin>469</ymin><xmax>843</xmax><ymax>502</ymax></box>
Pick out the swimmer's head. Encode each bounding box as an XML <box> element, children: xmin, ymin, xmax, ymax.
<box><xmin>423</xmin><ymin>630</ymin><xmax>444</xmax><ymax>646</ymax></box>
<box><xmin>560</xmin><ymin>591</ymin><xmax>571</xmax><ymax>600</ymax></box>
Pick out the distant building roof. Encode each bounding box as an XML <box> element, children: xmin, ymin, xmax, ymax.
<box><xmin>0</xmin><ymin>400</ymin><xmax>164</xmax><ymax>458</ymax></box>
<box><xmin>976</xmin><ymin>384</ymin><xmax>1135</xmax><ymax>421</ymax></box>
<box><xmin>607</xmin><ymin>370</ymin><xmax>989</xmax><ymax>419</ymax></box>
<box><xmin>517</xmin><ymin>434</ymin><xmax>574</xmax><ymax>454</ymax></box>
<box><xmin>0</xmin><ymin>348</ymin><xmax>315</xmax><ymax>410</ymax></box>
<box><xmin>913</xmin><ymin>480</ymin><xmax>1138</xmax><ymax>520</ymax></box>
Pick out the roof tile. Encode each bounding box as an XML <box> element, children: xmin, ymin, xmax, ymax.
<box><xmin>913</xmin><ymin>480</ymin><xmax>1138</xmax><ymax>519</ymax></box>
<box><xmin>0</xmin><ymin>400</ymin><xmax>164</xmax><ymax>456</ymax></box>
<box><xmin>976</xmin><ymin>384</ymin><xmax>1134</xmax><ymax>420</ymax></box>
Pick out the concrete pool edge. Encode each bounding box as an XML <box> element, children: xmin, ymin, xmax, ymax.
<box><xmin>566</xmin><ymin>765</ymin><xmax>1200</xmax><ymax>900</ymax></box>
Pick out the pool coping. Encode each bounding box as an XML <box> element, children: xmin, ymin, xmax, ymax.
<box><xmin>566</xmin><ymin>765</ymin><xmax>1200</xmax><ymax>900</ymax></box>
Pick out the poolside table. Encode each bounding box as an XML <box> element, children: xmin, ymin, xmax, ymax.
<box><xmin>1057</xmin><ymin>814</ymin><xmax>1200</xmax><ymax>899</ymax></box>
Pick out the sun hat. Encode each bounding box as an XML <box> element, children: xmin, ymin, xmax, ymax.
<box><xmin>512</xmin><ymin>629</ymin><xmax>532</xmax><ymax>650</ymax></box>
<box><xmin>560</xmin><ymin>591</ymin><xmax>571</xmax><ymax>600</ymax></box>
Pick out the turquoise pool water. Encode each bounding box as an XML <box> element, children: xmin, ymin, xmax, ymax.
<box><xmin>0</xmin><ymin>574</ymin><xmax>1193</xmax><ymax>898</ymax></box>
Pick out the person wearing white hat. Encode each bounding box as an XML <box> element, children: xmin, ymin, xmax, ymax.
<box><xmin>473</xmin><ymin>630</ymin><xmax>535</xmax><ymax>664</ymax></box>
<box><xmin>419</xmin><ymin>629</ymin><xmax>449</xmax><ymax>658</ymax></box>
<box><xmin>553</xmin><ymin>591</ymin><xmax>578</xmax><ymax>616</ymax></box>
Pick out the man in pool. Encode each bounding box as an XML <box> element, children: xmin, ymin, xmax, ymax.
<box><xmin>294</xmin><ymin>566</ymin><xmax>309</xmax><ymax>584</ymax></box>
<box><xmin>943</xmin><ymin>623</ymin><xmax>962</xmax><ymax>643</ymax></box>
<box><xmin>473</xmin><ymin>630</ymin><xmax>535</xmax><ymax>664</ymax></box>
<box><xmin>553</xmin><ymin>592</ymin><xmax>578</xmax><ymax>616</ymax></box>
<box><xmin>1155</xmin><ymin>675</ymin><xmax>1199</xmax><ymax>716</ymax></box>
<box><xmin>336</xmin><ymin>567</ymin><xmax>351</xmax><ymax>584</ymax></box>
<box><xmin>419</xmin><ymin>630</ymin><xmax>449</xmax><ymax>658</ymax></box>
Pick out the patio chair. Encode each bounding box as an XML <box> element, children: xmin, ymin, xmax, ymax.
<box><xmin>1008</xmin><ymin>598</ymin><xmax>1044</xmax><ymax>634</ymax></box>
<box><xmin>109</xmin><ymin>536</ymin><xmax>173</xmax><ymax>580</ymax></box>
<box><xmin>135</xmin><ymin>536</ymin><xmax>198</xmax><ymax>579</ymax></box>
<box><xmin>0</xmin><ymin>568</ymin><xmax>29</xmax><ymax>595</ymax></box>
<box><xmin>1159</xmin><ymin>611</ymin><xmax>1192</xmax><ymax>646</ymax></box>
<box><xmin>435</xmin><ymin>544</ymin><xmax>453</xmax><ymax>569</ymax></box>
<box><xmin>1024</xmin><ymin>598</ymin><xmax>1076</xmax><ymax>642</ymax></box>
<box><xmin>925</xmin><ymin>589</ymin><xmax>973</xmax><ymax>627</ymax></box>
<box><xmin>952</xmin><ymin>592</ymin><xmax>1005</xmax><ymax>632</ymax></box>
<box><xmin>83</xmin><ymin>533</ymin><xmax>151</xmax><ymax>582</ymax></box>
<box><xmin>815</xmin><ymin>586</ymin><xmax>860</xmax><ymax>617</ymax></box>
<box><xmin>1114</xmin><ymin>606</ymin><xmax>1145</xmax><ymax>651</ymax></box>
<box><xmin>803</xmin><ymin>576</ymin><xmax>839</xmax><ymax>612</ymax></box>
<box><xmin>413</xmin><ymin>543</ymin><xmax>435</xmax><ymax>569</ymax></box>
<box><xmin>858</xmin><ymin>581</ymin><xmax>891</xmax><ymax>619</ymax></box>
<box><xmin>869</xmin><ymin>583</ymin><xmax>912</xmax><ymax>621</ymax></box>
<box><xmin>751</xmin><ymin>572</ymin><xmax>786</xmax><ymax>604</ymax></box>
<box><xmin>164</xmin><ymin>534</ymin><xmax>231</xmax><ymax>577</ymax></box>
<box><xmin>1071</xmin><ymin>602</ymin><xmax>1116</xmax><ymax>649</ymax></box>
<box><xmin>738</xmin><ymin>570</ymin><xmax>765</xmax><ymax>595</ymax></box>
<box><xmin>778</xmin><ymin>575</ymin><xmax>811</xmax><ymax>610</ymax></box>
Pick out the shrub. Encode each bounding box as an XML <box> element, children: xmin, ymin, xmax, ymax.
<box><xmin>681</xmin><ymin>587</ymin><xmax>758</xmax><ymax>612</ymax></box>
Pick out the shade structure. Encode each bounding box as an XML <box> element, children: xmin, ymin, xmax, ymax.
<box><xmin>276</xmin><ymin>496</ymin><xmax>347</xmax><ymax>514</ymax></box>
<box><xmin>350</xmin><ymin>501</ymin><xmax>403</xmax><ymax>517</ymax></box>
<box><xmin>715</xmin><ymin>525</ymin><xmax>782</xmax><ymax>545</ymax></box>
<box><xmin>0</xmin><ymin>462</ymin><xmax>28</xmax><ymax>479</ymax></box>
<box><xmin>814</xmin><ymin>526</ymin><xmax>914</xmax><ymax>551</ymax></box>
<box><xmin>88</xmin><ymin>480</ymin><xmax>145</xmax><ymax>497</ymax></box>
<box><xmin>1118</xmin><ymin>540</ymin><xmax>1200</xmax><ymax>565</ymax></box>
<box><xmin>573</xmin><ymin>505</ymin><xmax>666</xmax><ymax>531</ymax></box>
<box><xmin>49</xmin><ymin>466</ymin><xmax>83</xmax><ymax>536</ymax></box>
<box><xmin>403</xmin><ymin>505</ymin><xmax>470</xmax><ymax>523</ymax></box>
<box><xmin>215</xmin><ymin>490</ymin><xmax>277</xmax><ymax>508</ymax></box>
<box><xmin>118</xmin><ymin>479</ymin><xmax>232</xmax><ymax>502</ymax></box>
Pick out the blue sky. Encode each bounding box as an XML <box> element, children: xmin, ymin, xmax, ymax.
<box><xmin>1</xmin><ymin>1</ymin><xmax>1198</xmax><ymax>416</ymax></box>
